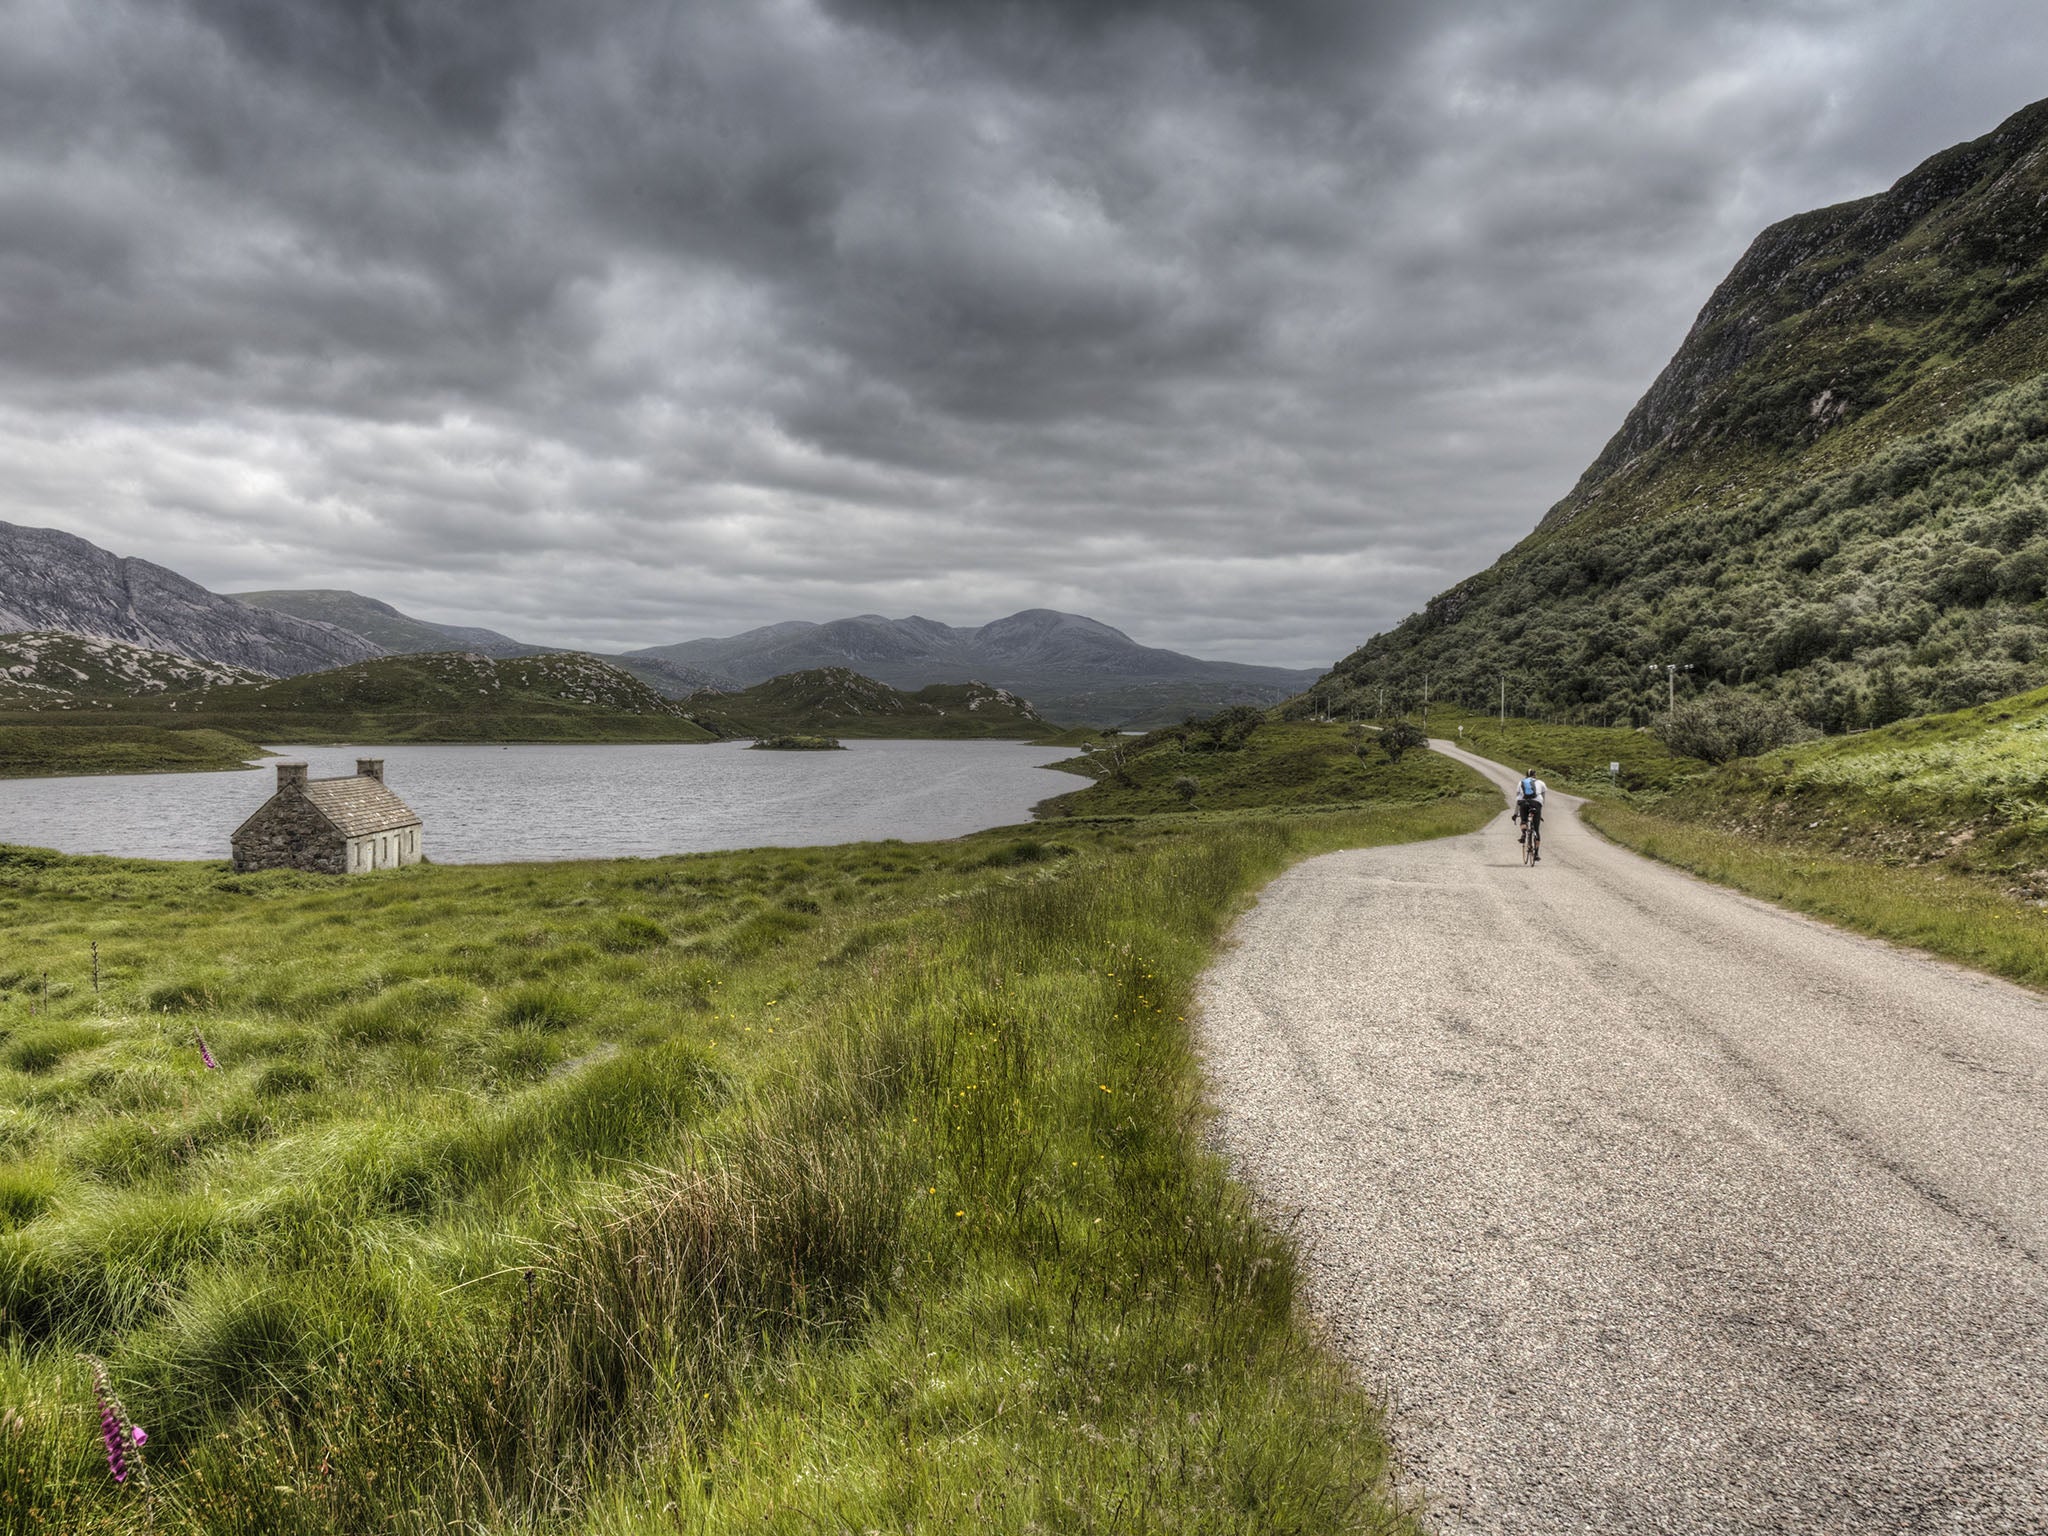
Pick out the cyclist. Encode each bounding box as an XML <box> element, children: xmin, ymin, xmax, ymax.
<box><xmin>1514</xmin><ymin>770</ymin><xmax>1547</xmax><ymax>862</ymax></box>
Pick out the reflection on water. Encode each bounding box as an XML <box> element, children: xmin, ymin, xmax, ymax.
<box><xmin>0</xmin><ymin>739</ymin><xmax>1079</xmax><ymax>863</ymax></box>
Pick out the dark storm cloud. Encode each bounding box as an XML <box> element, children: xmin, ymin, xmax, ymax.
<box><xmin>1</xmin><ymin>0</ymin><xmax>2043</xmax><ymax>663</ymax></box>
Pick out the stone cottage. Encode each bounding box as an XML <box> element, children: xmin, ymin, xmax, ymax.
<box><xmin>232</xmin><ymin>759</ymin><xmax>424</xmax><ymax>874</ymax></box>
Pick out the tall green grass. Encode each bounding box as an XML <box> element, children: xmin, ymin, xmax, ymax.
<box><xmin>1583</xmin><ymin>802</ymin><xmax>2048</xmax><ymax>991</ymax></box>
<box><xmin>0</xmin><ymin>791</ymin><xmax>1492</xmax><ymax>1532</ymax></box>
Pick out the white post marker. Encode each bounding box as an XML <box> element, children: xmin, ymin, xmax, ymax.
<box><xmin>1610</xmin><ymin>761</ymin><xmax>1620</xmax><ymax>779</ymax></box>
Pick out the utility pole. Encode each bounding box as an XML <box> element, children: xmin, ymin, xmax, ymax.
<box><xmin>1654</xmin><ymin>662</ymin><xmax>1692</xmax><ymax>712</ymax></box>
<box><xmin>1499</xmin><ymin>672</ymin><xmax>1506</xmax><ymax>726</ymax></box>
<box><xmin>1422</xmin><ymin>673</ymin><xmax>1430</xmax><ymax>726</ymax></box>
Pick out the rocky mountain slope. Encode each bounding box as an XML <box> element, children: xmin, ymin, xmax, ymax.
<box><xmin>635</xmin><ymin>609</ymin><xmax>1320</xmax><ymax>725</ymax></box>
<box><xmin>1312</xmin><ymin>97</ymin><xmax>2048</xmax><ymax>732</ymax></box>
<box><xmin>684</xmin><ymin>667</ymin><xmax>1055</xmax><ymax>739</ymax></box>
<box><xmin>0</xmin><ymin>631</ymin><xmax>268</xmax><ymax>709</ymax></box>
<box><xmin>229</xmin><ymin>589</ymin><xmax>542</xmax><ymax>659</ymax></box>
<box><xmin>231</xmin><ymin>588</ymin><xmax>736</xmax><ymax>695</ymax></box>
<box><xmin>0</xmin><ymin>521</ymin><xmax>381</xmax><ymax>676</ymax></box>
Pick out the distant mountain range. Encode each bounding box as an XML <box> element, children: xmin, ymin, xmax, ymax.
<box><xmin>632</xmin><ymin>611</ymin><xmax>1321</xmax><ymax>724</ymax></box>
<box><xmin>229</xmin><ymin>589</ymin><xmax>544</xmax><ymax>660</ymax></box>
<box><xmin>0</xmin><ymin>521</ymin><xmax>380</xmax><ymax>675</ymax></box>
<box><xmin>1</xmin><ymin>519</ymin><xmax>1321</xmax><ymax>726</ymax></box>
<box><xmin>229</xmin><ymin>588</ymin><xmax>732</xmax><ymax>695</ymax></box>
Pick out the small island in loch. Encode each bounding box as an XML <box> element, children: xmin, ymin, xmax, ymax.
<box><xmin>747</xmin><ymin>732</ymin><xmax>844</xmax><ymax>750</ymax></box>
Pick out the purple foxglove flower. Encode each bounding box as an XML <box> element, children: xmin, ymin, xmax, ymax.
<box><xmin>195</xmin><ymin>1032</ymin><xmax>218</xmax><ymax>1070</ymax></box>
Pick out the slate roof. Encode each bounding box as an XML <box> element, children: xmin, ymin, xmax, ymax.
<box><xmin>300</xmin><ymin>775</ymin><xmax>422</xmax><ymax>837</ymax></box>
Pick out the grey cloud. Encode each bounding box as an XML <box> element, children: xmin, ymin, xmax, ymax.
<box><xmin>0</xmin><ymin>0</ymin><xmax>2043</xmax><ymax>667</ymax></box>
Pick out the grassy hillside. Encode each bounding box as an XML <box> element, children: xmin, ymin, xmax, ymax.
<box><xmin>0</xmin><ymin>727</ymin><xmax>267</xmax><ymax>779</ymax></box>
<box><xmin>6</xmin><ymin>652</ymin><xmax>718</xmax><ymax>745</ymax></box>
<box><xmin>1315</xmin><ymin>98</ymin><xmax>2048</xmax><ymax>733</ymax></box>
<box><xmin>1608</xmin><ymin>683</ymin><xmax>2048</xmax><ymax>897</ymax></box>
<box><xmin>687</xmin><ymin>667</ymin><xmax>1060</xmax><ymax>739</ymax></box>
<box><xmin>1038</xmin><ymin>718</ymin><xmax>1490</xmax><ymax>818</ymax></box>
<box><xmin>0</xmin><ymin>633</ymin><xmax>268</xmax><ymax>710</ymax></box>
<box><xmin>0</xmin><ymin>800</ymin><xmax>1492</xmax><ymax>1531</ymax></box>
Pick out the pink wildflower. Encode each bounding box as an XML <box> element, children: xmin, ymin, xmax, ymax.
<box><xmin>80</xmin><ymin>1355</ymin><xmax>145</xmax><ymax>1487</ymax></box>
<box><xmin>195</xmin><ymin>1032</ymin><xmax>218</xmax><ymax>1070</ymax></box>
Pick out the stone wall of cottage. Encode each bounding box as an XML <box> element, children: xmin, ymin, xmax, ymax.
<box><xmin>231</xmin><ymin>793</ymin><xmax>347</xmax><ymax>874</ymax></box>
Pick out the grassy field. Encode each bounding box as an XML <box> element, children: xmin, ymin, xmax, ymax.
<box><xmin>0</xmin><ymin>727</ymin><xmax>268</xmax><ymax>779</ymax></box>
<box><xmin>1036</xmin><ymin>719</ymin><xmax>1481</xmax><ymax>818</ymax></box>
<box><xmin>0</xmin><ymin>781</ymin><xmax>1494</xmax><ymax>1532</ymax></box>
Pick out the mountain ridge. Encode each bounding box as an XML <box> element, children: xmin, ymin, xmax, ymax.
<box><xmin>636</xmin><ymin>608</ymin><xmax>1321</xmax><ymax>725</ymax></box>
<box><xmin>0</xmin><ymin>521</ymin><xmax>382</xmax><ymax>676</ymax></box>
<box><xmin>1310</xmin><ymin>95</ymin><xmax>2048</xmax><ymax>732</ymax></box>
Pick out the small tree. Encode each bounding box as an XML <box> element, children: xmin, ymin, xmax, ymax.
<box><xmin>1171</xmin><ymin>774</ymin><xmax>1198</xmax><ymax>805</ymax></box>
<box><xmin>1095</xmin><ymin>733</ymin><xmax>1138</xmax><ymax>787</ymax></box>
<box><xmin>1187</xmin><ymin>705</ymin><xmax>1266</xmax><ymax>751</ymax></box>
<box><xmin>1377</xmin><ymin>718</ymin><xmax>1426</xmax><ymax>763</ymax></box>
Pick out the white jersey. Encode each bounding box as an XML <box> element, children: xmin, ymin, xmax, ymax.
<box><xmin>1515</xmin><ymin>776</ymin><xmax>1548</xmax><ymax>807</ymax></box>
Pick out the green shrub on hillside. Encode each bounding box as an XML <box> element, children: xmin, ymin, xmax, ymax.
<box><xmin>1654</xmin><ymin>690</ymin><xmax>1817</xmax><ymax>764</ymax></box>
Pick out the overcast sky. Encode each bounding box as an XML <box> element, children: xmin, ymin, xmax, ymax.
<box><xmin>2</xmin><ymin>0</ymin><xmax>2044</xmax><ymax>666</ymax></box>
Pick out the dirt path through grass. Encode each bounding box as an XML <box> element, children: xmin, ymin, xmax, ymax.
<box><xmin>1197</xmin><ymin>739</ymin><xmax>2048</xmax><ymax>1533</ymax></box>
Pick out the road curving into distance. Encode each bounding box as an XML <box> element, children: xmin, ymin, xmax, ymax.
<box><xmin>1197</xmin><ymin>739</ymin><xmax>2048</xmax><ymax>1534</ymax></box>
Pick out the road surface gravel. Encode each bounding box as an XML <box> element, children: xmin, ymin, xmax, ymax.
<box><xmin>1196</xmin><ymin>740</ymin><xmax>2048</xmax><ymax>1534</ymax></box>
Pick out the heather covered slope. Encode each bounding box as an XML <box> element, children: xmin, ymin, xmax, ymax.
<box><xmin>1314</xmin><ymin>98</ymin><xmax>2048</xmax><ymax>731</ymax></box>
<box><xmin>6</xmin><ymin>653</ymin><xmax>717</xmax><ymax>744</ymax></box>
<box><xmin>685</xmin><ymin>667</ymin><xmax>1057</xmax><ymax>739</ymax></box>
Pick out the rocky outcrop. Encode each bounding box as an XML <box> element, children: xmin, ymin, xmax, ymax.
<box><xmin>0</xmin><ymin>521</ymin><xmax>383</xmax><ymax>676</ymax></box>
<box><xmin>1538</xmin><ymin>95</ymin><xmax>2048</xmax><ymax>533</ymax></box>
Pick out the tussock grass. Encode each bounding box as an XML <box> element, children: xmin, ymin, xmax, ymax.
<box><xmin>0</xmin><ymin>788</ymin><xmax>1493</xmax><ymax>1532</ymax></box>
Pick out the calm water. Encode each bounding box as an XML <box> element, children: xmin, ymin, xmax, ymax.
<box><xmin>0</xmin><ymin>740</ymin><xmax>1079</xmax><ymax>863</ymax></box>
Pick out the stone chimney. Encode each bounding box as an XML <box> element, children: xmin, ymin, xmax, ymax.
<box><xmin>276</xmin><ymin>762</ymin><xmax>308</xmax><ymax>791</ymax></box>
<box><xmin>356</xmin><ymin>758</ymin><xmax>385</xmax><ymax>782</ymax></box>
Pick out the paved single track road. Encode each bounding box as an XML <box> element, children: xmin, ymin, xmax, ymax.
<box><xmin>1197</xmin><ymin>741</ymin><xmax>2048</xmax><ymax>1534</ymax></box>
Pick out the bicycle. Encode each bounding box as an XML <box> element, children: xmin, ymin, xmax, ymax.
<box><xmin>1519</xmin><ymin>808</ymin><xmax>1542</xmax><ymax>866</ymax></box>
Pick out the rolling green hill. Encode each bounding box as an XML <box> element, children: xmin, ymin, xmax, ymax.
<box><xmin>3</xmin><ymin>652</ymin><xmax>717</xmax><ymax>744</ymax></box>
<box><xmin>1311</xmin><ymin>97</ymin><xmax>2048</xmax><ymax>733</ymax></box>
<box><xmin>1625</xmin><ymin>682</ymin><xmax>2048</xmax><ymax>896</ymax></box>
<box><xmin>0</xmin><ymin>726</ymin><xmax>267</xmax><ymax>778</ymax></box>
<box><xmin>685</xmin><ymin>667</ymin><xmax>1060</xmax><ymax>739</ymax></box>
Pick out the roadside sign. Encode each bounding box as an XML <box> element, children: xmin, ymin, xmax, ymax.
<box><xmin>1609</xmin><ymin>761</ymin><xmax>1620</xmax><ymax>776</ymax></box>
